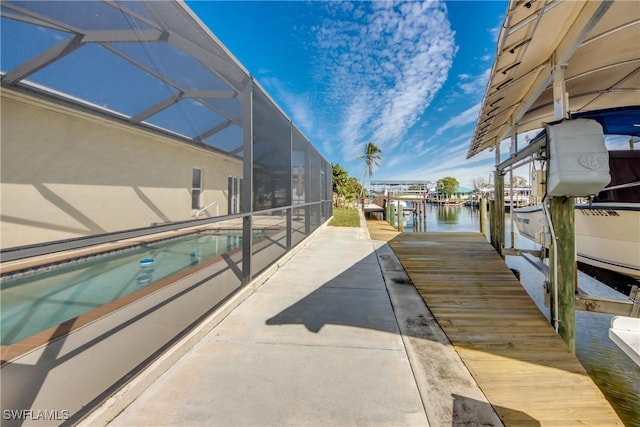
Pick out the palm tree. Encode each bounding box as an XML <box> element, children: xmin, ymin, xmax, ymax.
<box><xmin>358</xmin><ymin>142</ymin><xmax>382</xmax><ymax>204</ymax></box>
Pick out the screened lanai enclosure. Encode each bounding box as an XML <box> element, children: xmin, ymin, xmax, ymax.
<box><xmin>0</xmin><ymin>1</ymin><xmax>331</xmax><ymax>422</ymax></box>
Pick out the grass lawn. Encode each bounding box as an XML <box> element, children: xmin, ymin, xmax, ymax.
<box><xmin>330</xmin><ymin>208</ymin><xmax>360</xmax><ymax>227</ymax></box>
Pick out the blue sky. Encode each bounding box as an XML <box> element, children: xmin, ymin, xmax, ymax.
<box><xmin>187</xmin><ymin>0</ymin><xmax>510</xmax><ymax>187</ymax></box>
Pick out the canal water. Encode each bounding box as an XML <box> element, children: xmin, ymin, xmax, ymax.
<box><xmin>400</xmin><ymin>202</ymin><xmax>640</xmax><ymax>426</ymax></box>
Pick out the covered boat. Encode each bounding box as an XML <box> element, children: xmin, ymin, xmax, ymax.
<box><xmin>514</xmin><ymin>148</ymin><xmax>640</xmax><ymax>279</ymax></box>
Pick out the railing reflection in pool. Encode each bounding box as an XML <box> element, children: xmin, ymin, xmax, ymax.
<box><xmin>0</xmin><ymin>222</ymin><xmax>255</xmax><ymax>346</ymax></box>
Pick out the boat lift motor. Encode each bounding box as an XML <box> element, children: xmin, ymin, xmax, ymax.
<box><xmin>546</xmin><ymin>118</ymin><xmax>611</xmax><ymax>197</ymax></box>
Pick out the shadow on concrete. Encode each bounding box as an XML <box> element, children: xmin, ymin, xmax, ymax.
<box><xmin>265</xmin><ymin>251</ymin><xmax>396</xmax><ymax>334</ymax></box>
<box><xmin>263</xmin><ymin>228</ymin><xmax>589</xmax><ymax>426</ymax></box>
<box><xmin>452</xmin><ymin>394</ymin><xmax>540</xmax><ymax>427</ymax></box>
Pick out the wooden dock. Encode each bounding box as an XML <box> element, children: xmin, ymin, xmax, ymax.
<box><xmin>367</xmin><ymin>219</ymin><xmax>623</xmax><ymax>426</ymax></box>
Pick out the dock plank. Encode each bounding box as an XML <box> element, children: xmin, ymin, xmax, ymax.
<box><xmin>367</xmin><ymin>220</ymin><xmax>623</xmax><ymax>426</ymax></box>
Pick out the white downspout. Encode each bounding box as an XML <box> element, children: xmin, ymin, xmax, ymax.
<box><xmin>542</xmin><ymin>196</ymin><xmax>559</xmax><ymax>332</ymax></box>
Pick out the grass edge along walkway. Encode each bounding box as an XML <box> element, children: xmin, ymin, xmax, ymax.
<box><xmin>366</xmin><ymin>218</ymin><xmax>623</xmax><ymax>426</ymax></box>
<box><xmin>330</xmin><ymin>208</ymin><xmax>361</xmax><ymax>227</ymax></box>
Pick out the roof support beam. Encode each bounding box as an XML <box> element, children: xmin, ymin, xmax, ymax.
<box><xmin>496</xmin><ymin>0</ymin><xmax>613</xmax><ymax>143</ymax></box>
<box><xmin>1</xmin><ymin>34</ymin><xmax>83</xmax><ymax>84</ymax></box>
<box><xmin>82</xmin><ymin>29</ymin><xmax>167</xmax><ymax>43</ymax></box>
<box><xmin>552</xmin><ymin>61</ymin><xmax>569</xmax><ymax>120</ymax></box>
<box><xmin>167</xmin><ymin>32</ymin><xmax>245</xmax><ymax>93</ymax></box>
<box><xmin>579</xmin><ymin>65</ymin><xmax>640</xmax><ymax>112</ymax></box>
<box><xmin>195</xmin><ymin>118</ymin><xmax>240</xmax><ymax>143</ymax></box>
<box><xmin>497</xmin><ymin>135</ymin><xmax>545</xmax><ymax>173</ymax></box>
<box><xmin>184</xmin><ymin>90</ymin><xmax>236</xmax><ymax>99</ymax></box>
<box><xmin>1</xmin><ymin>2</ymin><xmax>73</xmax><ymax>32</ymax></box>
<box><xmin>130</xmin><ymin>92</ymin><xmax>183</xmax><ymax>123</ymax></box>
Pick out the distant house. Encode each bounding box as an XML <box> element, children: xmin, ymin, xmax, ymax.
<box><xmin>427</xmin><ymin>185</ymin><xmax>474</xmax><ymax>204</ymax></box>
<box><xmin>454</xmin><ymin>186</ymin><xmax>475</xmax><ymax>201</ymax></box>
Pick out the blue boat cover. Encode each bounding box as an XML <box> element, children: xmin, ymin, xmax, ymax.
<box><xmin>571</xmin><ymin>106</ymin><xmax>640</xmax><ymax>137</ymax></box>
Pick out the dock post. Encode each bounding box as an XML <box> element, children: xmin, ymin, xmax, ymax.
<box><xmin>489</xmin><ymin>200</ymin><xmax>496</xmax><ymax>249</ymax></box>
<box><xmin>398</xmin><ymin>202</ymin><xmax>403</xmax><ymax>232</ymax></box>
<box><xmin>494</xmin><ymin>171</ymin><xmax>505</xmax><ymax>256</ymax></box>
<box><xmin>479</xmin><ymin>197</ymin><xmax>487</xmax><ymax>237</ymax></box>
<box><xmin>509</xmin><ymin>169</ymin><xmax>515</xmax><ymax>249</ymax></box>
<box><xmin>549</xmin><ymin>242</ymin><xmax>556</xmax><ymax>327</ymax></box>
<box><xmin>423</xmin><ymin>194</ymin><xmax>427</xmax><ymax>232</ymax></box>
<box><xmin>382</xmin><ymin>198</ymin><xmax>387</xmax><ymax>221</ymax></box>
<box><xmin>390</xmin><ymin>203</ymin><xmax>396</xmax><ymax>228</ymax></box>
<box><xmin>550</xmin><ymin>196</ymin><xmax>576</xmax><ymax>352</ymax></box>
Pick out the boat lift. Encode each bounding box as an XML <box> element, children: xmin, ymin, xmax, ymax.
<box><xmin>466</xmin><ymin>0</ymin><xmax>640</xmax><ymax>354</ymax></box>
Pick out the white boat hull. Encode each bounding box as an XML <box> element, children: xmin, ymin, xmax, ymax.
<box><xmin>513</xmin><ymin>205</ymin><xmax>547</xmax><ymax>245</ymax></box>
<box><xmin>513</xmin><ymin>203</ymin><xmax>640</xmax><ymax>279</ymax></box>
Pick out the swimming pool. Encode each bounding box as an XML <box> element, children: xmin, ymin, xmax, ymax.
<box><xmin>0</xmin><ymin>231</ymin><xmax>247</xmax><ymax>345</ymax></box>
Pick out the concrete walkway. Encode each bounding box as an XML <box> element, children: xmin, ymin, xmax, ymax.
<box><xmin>102</xmin><ymin>216</ymin><xmax>501</xmax><ymax>426</ymax></box>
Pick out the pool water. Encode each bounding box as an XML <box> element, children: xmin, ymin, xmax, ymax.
<box><xmin>1</xmin><ymin>232</ymin><xmax>244</xmax><ymax>345</ymax></box>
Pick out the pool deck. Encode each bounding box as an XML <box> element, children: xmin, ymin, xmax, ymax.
<box><xmin>92</xmin><ymin>215</ymin><xmax>621</xmax><ymax>426</ymax></box>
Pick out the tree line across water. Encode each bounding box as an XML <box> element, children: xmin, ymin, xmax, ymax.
<box><xmin>332</xmin><ymin>141</ymin><xmax>527</xmax><ymax>209</ymax></box>
<box><xmin>332</xmin><ymin>141</ymin><xmax>463</xmax><ymax>208</ymax></box>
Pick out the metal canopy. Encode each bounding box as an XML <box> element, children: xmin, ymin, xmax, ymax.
<box><xmin>1</xmin><ymin>0</ymin><xmax>250</xmax><ymax>157</ymax></box>
<box><xmin>468</xmin><ymin>0</ymin><xmax>640</xmax><ymax>159</ymax></box>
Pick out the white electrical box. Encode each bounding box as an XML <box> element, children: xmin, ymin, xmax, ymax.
<box><xmin>531</xmin><ymin>169</ymin><xmax>546</xmax><ymax>198</ymax></box>
<box><xmin>546</xmin><ymin>119</ymin><xmax>610</xmax><ymax>197</ymax></box>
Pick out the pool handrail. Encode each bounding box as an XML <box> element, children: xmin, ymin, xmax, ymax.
<box><xmin>195</xmin><ymin>200</ymin><xmax>219</xmax><ymax>222</ymax></box>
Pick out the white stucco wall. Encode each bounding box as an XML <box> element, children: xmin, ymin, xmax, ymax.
<box><xmin>1</xmin><ymin>90</ymin><xmax>243</xmax><ymax>248</ymax></box>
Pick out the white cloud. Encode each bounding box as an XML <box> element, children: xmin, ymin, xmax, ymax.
<box><xmin>458</xmin><ymin>68</ymin><xmax>491</xmax><ymax>95</ymax></box>
<box><xmin>391</xmin><ymin>129</ymin><xmax>513</xmax><ymax>187</ymax></box>
<box><xmin>489</xmin><ymin>18</ymin><xmax>502</xmax><ymax>43</ymax></box>
<box><xmin>434</xmin><ymin>102</ymin><xmax>481</xmax><ymax>137</ymax></box>
<box><xmin>394</xmin><ymin>152</ymin><xmax>495</xmax><ymax>187</ymax></box>
<box><xmin>314</xmin><ymin>1</ymin><xmax>457</xmax><ymax>160</ymax></box>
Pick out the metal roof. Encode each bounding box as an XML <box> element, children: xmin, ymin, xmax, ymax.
<box><xmin>468</xmin><ymin>0</ymin><xmax>640</xmax><ymax>159</ymax></box>
<box><xmin>1</xmin><ymin>1</ymin><xmax>251</xmax><ymax>157</ymax></box>
<box><xmin>370</xmin><ymin>180</ymin><xmax>434</xmax><ymax>185</ymax></box>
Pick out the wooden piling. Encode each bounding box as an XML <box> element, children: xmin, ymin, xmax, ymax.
<box><xmin>494</xmin><ymin>172</ymin><xmax>505</xmax><ymax>256</ymax></box>
<box><xmin>509</xmin><ymin>170</ymin><xmax>515</xmax><ymax>249</ymax></box>
<box><xmin>489</xmin><ymin>200</ymin><xmax>496</xmax><ymax>250</ymax></box>
<box><xmin>549</xmin><ymin>242</ymin><xmax>557</xmax><ymax>329</ymax></box>
<box><xmin>416</xmin><ymin>200</ymin><xmax>424</xmax><ymax>232</ymax></box>
<box><xmin>479</xmin><ymin>197</ymin><xmax>487</xmax><ymax>237</ymax></box>
<box><xmin>398</xmin><ymin>202</ymin><xmax>403</xmax><ymax>232</ymax></box>
<box><xmin>550</xmin><ymin>196</ymin><xmax>576</xmax><ymax>352</ymax></box>
<box><xmin>390</xmin><ymin>203</ymin><xmax>396</xmax><ymax>228</ymax></box>
<box><xmin>384</xmin><ymin>198</ymin><xmax>391</xmax><ymax>224</ymax></box>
